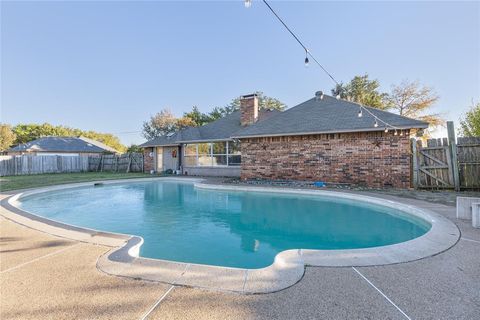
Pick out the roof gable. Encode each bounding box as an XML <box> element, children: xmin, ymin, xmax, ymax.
<box><xmin>9</xmin><ymin>136</ymin><xmax>117</xmax><ymax>153</ymax></box>
<box><xmin>233</xmin><ymin>95</ymin><xmax>428</xmax><ymax>138</ymax></box>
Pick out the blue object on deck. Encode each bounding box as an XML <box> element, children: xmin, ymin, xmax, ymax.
<box><xmin>314</xmin><ymin>181</ymin><xmax>326</xmax><ymax>187</ymax></box>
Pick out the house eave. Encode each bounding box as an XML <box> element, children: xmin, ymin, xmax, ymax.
<box><xmin>141</xmin><ymin>138</ymin><xmax>234</xmax><ymax>148</ymax></box>
<box><xmin>231</xmin><ymin>125</ymin><xmax>428</xmax><ymax>139</ymax></box>
<box><xmin>140</xmin><ymin>143</ymin><xmax>180</xmax><ymax>148</ymax></box>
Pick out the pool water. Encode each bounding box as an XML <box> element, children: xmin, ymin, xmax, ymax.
<box><xmin>19</xmin><ymin>181</ymin><xmax>430</xmax><ymax>269</ymax></box>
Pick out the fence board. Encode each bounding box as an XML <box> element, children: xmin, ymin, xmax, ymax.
<box><xmin>0</xmin><ymin>153</ymin><xmax>142</xmax><ymax>176</ymax></box>
<box><xmin>415</xmin><ymin>134</ymin><xmax>480</xmax><ymax>190</ymax></box>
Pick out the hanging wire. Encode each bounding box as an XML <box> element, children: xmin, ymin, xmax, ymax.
<box><xmin>248</xmin><ymin>0</ymin><xmax>403</xmax><ymax>133</ymax></box>
<box><xmin>260</xmin><ymin>0</ymin><xmax>340</xmax><ymax>86</ymax></box>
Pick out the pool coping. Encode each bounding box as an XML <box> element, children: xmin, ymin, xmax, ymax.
<box><xmin>0</xmin><ymin>177</ymin><xmax>460</xmax><ymax>294</ymax></box>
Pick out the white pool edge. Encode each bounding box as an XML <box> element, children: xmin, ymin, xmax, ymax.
<box><xmin>0</xmin><ymin>177</ymin><xmax>460</xmax><ymax>294</ymax></box>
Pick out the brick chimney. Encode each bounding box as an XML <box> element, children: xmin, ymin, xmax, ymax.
<box><xmin>240</xmin><ymin>94</ymin><xmax>259</xmax><ymax>126</ymax></box>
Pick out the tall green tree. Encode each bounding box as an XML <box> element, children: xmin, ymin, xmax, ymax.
<box><xmin>459</xmin><ymin>102</ymin><xmax>480</xmax><ymax>137</ymax></box>
<box><xmin>183</xmin><ymin>106</ymin><xmax>212</xmax><ymax>126</ymax></box>
<box><xmin>0</xmin><ymin>124</ymin><xmax>17</xmax><ymax>151</ymax></box>
<box><xmin>331</xmin><ymin>74</ymin><xmax>389</xmax><ymax>109</ymax></box>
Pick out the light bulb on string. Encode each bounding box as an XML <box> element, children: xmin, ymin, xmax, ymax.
<box><xmin>244</xmin><ymin>0</ymin><xmax>252</xmax><ymax>8</ymax></box>
<box><xmin>374</xmin><ymin>120</ymin><xmax>379</xmax><ymax>128</ymax></box>
<box><xmin>358</xmin><ymin>107</ymin><xmax>363</xmax><ymax>117</ymax></box>
<box><xmin>336</xmin><ymin>94</ymin><xmax>341</xmax><ymax>100</ymax></box>
<box><xmin>304</xmin><ymin>56</ymin><xmax>309</xmax><ymax>67</ymax></box>
<box><xmin>384</xmin><ymin>127</ymin><xmax>389</xmax><ymax>133</ymax></box>
<box><xmin>394</xmin><ymin>130</ymin><xmax>398</xmax><ymax>136</ymax></box>
<box><xmin>400</xmin><ymin>130</ymin><xmax>404</xmax><ymax>136</ymax></box>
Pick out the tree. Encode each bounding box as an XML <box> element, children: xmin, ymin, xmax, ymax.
<box><xmin>459</xmin><ymin>102</ymin><xmax>480</xmax><ymax>137</ymax></box>
<box><xmin>331</xmin><ymin>74</ymin><xmax>389</xmax><ymax>109</ymax></box>
<box><xmin>183</xmin><ymin>106</ymin><xmax>213</xmax><ymax>126</ymax></box>
<box><xmin>181</xmin><ymin>92</ymin><xmax>287</xmax><ymax>127</ymax></box>
<box><xmin>222</xmin><ymin>91</ymin><xmax>286</xmax><ymax>114</ymax></box>
<box><xmin>126</xmin><ymin>144</ymin><xmax>143</xmax><ymax>153</ymax></box>
<box><xmin>11</xmin><ymin>123</ymin><xmax>126</xmax><ymax>152</ymax></box>
<box><xmin>0</xmin><ymin>124</ymin><xmax>17</xmax><ymax>151</ymax></box>
<box><xmin>80</xmin><ymin>131</ymin><xmax>126</xmax><ymax>153</ymax></box>
<box><xmin>143</xmin><ymin>93</ymin><xmax>287</xmax><ymax>139</ymax></box>
<box><xmin>176</xmin><ymin>116</ymin><xmax>197</xmax><ymax>129</ymax></box>
<box><xmin>142</xmin><ymin>109</ymin><xmax>178</xmax><ymax>140</ymax></box>
<box><xmin>385</xmin><ymin>80</ymin><xmax>443</xmax><ymax>129</ymax></box>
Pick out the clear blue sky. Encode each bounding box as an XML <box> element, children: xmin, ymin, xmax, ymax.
<box><xmin>1</xmin><ymin>1</ymin><xmax>479</xmax><ymax>145</ymax></box>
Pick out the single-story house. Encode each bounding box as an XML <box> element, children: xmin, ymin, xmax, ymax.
<box><xmin>140</xmin><ymin>92</ymin><xmax>428</xmax><ymax>188</ymax></box>
<box><xmin>7</xmin><ymin>136</ymin><xmax>118</xmax><ymax>156</ymax></box>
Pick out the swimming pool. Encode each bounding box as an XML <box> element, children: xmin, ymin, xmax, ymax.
<box><xmin>18</xmin><ymin>180</ymin><xmax>431</xmax><ymax>269</ymax></box>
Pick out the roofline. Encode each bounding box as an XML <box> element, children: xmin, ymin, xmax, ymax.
<box><xmin>8</xmin><ymin>149</ymin><xmax>113</xmax><ymax>153</ymax></box>
<box><xmin>177</xmin><ymin>138</ymin><xmax>234</xmax><ymax>144</ymax></box>
<box><xmin>140</xmin><ymin>143</ymin><xmax>180</xmax><ymax>148</ymax></box>
<box><xmin>231</xmin><ymin>125</ymin><xmax>428</xmax><ymax>139</ymax></box>
<box><xmin>140</xmin><ymin>138</ymin><xmax>235</xmax><ymax>148</ymax></box>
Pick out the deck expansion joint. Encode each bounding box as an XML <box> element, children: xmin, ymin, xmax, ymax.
<box><xmin>1</xmin><ymin>243</ymin><xmax>81</xmax><ymax>274</ymax></box>
<box><xmin>352</xmin><ymin>267</ymin><xmax>412</xmax><ymax>320</ymax></box>
<box><xmin>139</xmin><ymin>285</ymin><xmax>175</xmax><ymax>320</ymax></box>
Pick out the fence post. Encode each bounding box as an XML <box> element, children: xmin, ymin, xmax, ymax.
<box><xmin>411</xmin><ymin>138</ymin><xmax>419</xmax><ymax>189</ymax></box>
<box><xmin>447</xmin><ymin>121</ymin><xmax>460</xmax><ymax>191</ymax></box>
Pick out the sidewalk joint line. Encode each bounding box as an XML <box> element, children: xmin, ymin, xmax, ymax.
<box><xmin>140</xmin><ymin>285</ymin><xmax>175</xmax><ymax>320</ymax></box>
<box><xmin>1</xmin><ymin>243</ymin><xmax>81</xmax><ymax>274</ymax></box>
<box><xmin>352</xmin><ymin>267</ymin><xmax>412</xmax><ymax>320</ymax></box>
<box><xmin>461</xmin><ymin>237</ymin><xmax>480</xmax><ymax>244</ymax></box>
<box><xmin>242</xmin><ymin>269</ymin><xmax>249</xmax><ymax>292</ymax></box>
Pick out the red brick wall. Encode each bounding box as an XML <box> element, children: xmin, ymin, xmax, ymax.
<box><xmin>240</xmin><ymin>131</ymin><xmax>412</xmax><ymax>189</ymax></box>
<box><xmin>240</xmin><ymin>95</ymin><xmax>259</xmax><ymax>126</ymax></box>
<box><xmin>143</xmin><ymin>147</ymin><xmax>154</xmax><ymax>173</ymax></box>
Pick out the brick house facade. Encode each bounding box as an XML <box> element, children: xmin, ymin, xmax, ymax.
<box><xmin>240</xmin><ymin>131</ymin><xmax>411</xmax><ymax>188</ymax></box>
<box><xmin>143</xmin><ymin>147</ymin><xmax>155</xmax><ymax>173</ymax></box>
<box><xmin>141</xmin><ymin>92</ymin><xmax>427</xmax><ymax>189</ymax></box>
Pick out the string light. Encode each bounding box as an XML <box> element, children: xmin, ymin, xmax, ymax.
<box><xmin>394</xmin><ymin>130</ymin><xmax>398</xmax><ymax>136</ymax></box>
<box><xmin>400</xmin><ymin>130</ymin><xmax>404</xmax><ymax>136</ymax></box>
<box><xmin>247</xmin><ymin>0</ymin><xmax>403</xmax><ymax>133</ymax></box>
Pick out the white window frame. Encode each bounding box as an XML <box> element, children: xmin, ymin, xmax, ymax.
<box><xmin>183</xmin><ymin>141</ymin><xmax>241</xmax><ymax>167</ymax></box>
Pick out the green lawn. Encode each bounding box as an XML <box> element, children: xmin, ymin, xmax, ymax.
<box><xmin>0</xmin><ymin>172</ymin><xmax>153</xmax><ymax>192</ymax></box>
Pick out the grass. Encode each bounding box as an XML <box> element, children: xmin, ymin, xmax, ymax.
<box><xmin>0</xmin><ymin>172</ymin><xmax>153</xmax><ymax>192</ymax></box>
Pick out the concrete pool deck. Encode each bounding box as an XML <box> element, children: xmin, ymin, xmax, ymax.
<box><xmin>1</xmin><ymin>184</ymin><xmax>479</xmax><ymax>319</ymax></box>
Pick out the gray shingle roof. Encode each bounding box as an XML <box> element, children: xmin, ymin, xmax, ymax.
<box><xmin>232</xmin><ymin>95</ymin><xmax>428</xmax><ymax>138</ymax></box>
<box><xmin>9</xmin><ymin>136</ymin><xmax>118</xmax><ymax>153</ymax></box>
<box><xmin>140</xmin><ymin>95</ymin><xmax>428</xmax><ymax>147</ymax></box>
<box><xmin>140</xmin><ymin>110</ymin><xmax>279</xmax><ymax>147</ymax></box>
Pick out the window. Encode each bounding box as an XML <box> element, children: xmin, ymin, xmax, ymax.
<box><xmin>182</xmin><ymin>141</ymin><xmax>241</xmax><ymax>167</ymax></box>
<box><xmin>184</xmin><ymin>144</ymin><xmax>197</xmax><ymax>166</ymax></box>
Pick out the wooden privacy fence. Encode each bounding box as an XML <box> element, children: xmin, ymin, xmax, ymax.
<box><xmin>88</xmin><ymin>153</ymin><xmax>143</xmax><ymax>173</ymax></box>
<box><xmin>0</xmin><ymin>155</ymin><xmax>89</xmax><ymax>176</ymax></box>
<box><xmin>0</xmin><ymin>153</ymin><xmax>143</xmax><ymax>176</ymax></box>
<box><xmin>457</xmin><ymin>137</ymin><xmax>480</xmax><ymax>189</ymax></box>
<box><xmin>412</xmin><ymin>121</ymin><xmax>480</xmax><ymax>190</ymax></box>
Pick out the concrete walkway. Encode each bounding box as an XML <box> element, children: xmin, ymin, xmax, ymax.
<box><xmin>1</xmin><ymin>192</ymin><xmax>479</xmax><ymax>319</ymax></box>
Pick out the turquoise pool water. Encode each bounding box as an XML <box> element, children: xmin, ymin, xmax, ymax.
<box><xmin>18</xmin><ymin>181</ymin><xmax>430</xmax><ymax>269</ymax></box>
